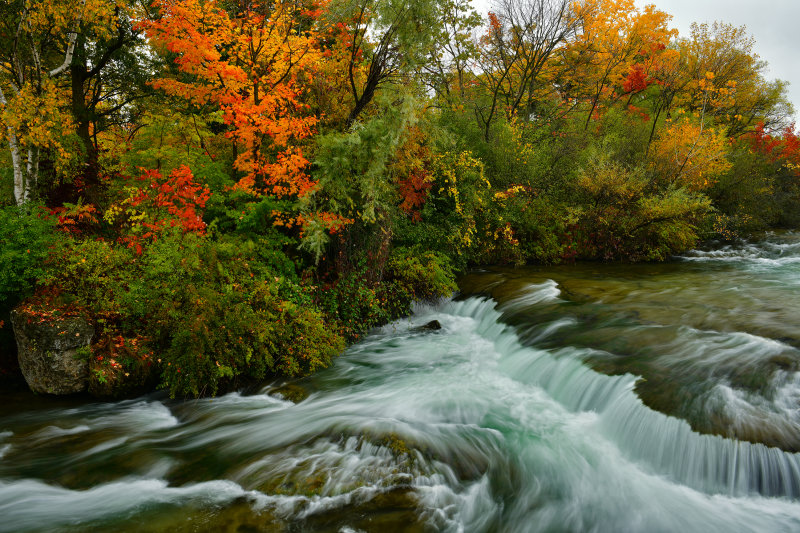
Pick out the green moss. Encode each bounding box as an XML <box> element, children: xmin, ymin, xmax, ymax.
<box><xmin>270</xmin><ymin>382</ymin><xmax>310</xmax><ymax>403</ymax></box>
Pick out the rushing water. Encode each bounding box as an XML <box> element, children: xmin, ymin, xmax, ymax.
<box><xmin>3</xmin><ymin>234</ymin><xmax>800</xmax><ymax>532</ymax></box>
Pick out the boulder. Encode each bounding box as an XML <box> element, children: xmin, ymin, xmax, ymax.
<box><xmin>269</xmin><ymin>382</ymin><xmax>311</xmax><ymax>403</ymax></box>
<box><xmin>412</xmin><ymin>320</ymin><xmax>442</xmax><ymax>332</ymax></box>
<box><xmin>11</xmin><ymin>309</ymin><xmax>94</xmax><ymax>395</ymax></box>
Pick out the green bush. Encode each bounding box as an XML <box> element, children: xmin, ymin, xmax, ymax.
<box><xmin>566</xmin><ymin>155</ymin><xmax>711</xmax><ymax>261</ymax></box>
<box><xmin>0</xmin><ymin>205</ymin><xmax>56</xmax><ymax>304</ymax></box>
<box><xmin>488</xmin><ymin>193</ymin><xmax>568</xmax><ymax>264</ymax></box>
<box><xmin>42</xmin><ymin>237</ymin><xmax>137</xmax><ymax>317</ymax></box>
<box><xmin>44</xmin><ymin>230</ymin><xmax>344</xmax><ymax>397</ymax></box>
<box><xmin>385</xmin><ymin>247</ymin><xmax>457</xmax><ymax>300</ymax></box>
<box><xmin>316</xmin><ymin>262</ymin><xmax>391</xmax><ymax>343</ymax></box>
<box><xmin>381</xmin><ymin>247</ymin><xmax>458</xmax><ymax>316</ymax></box>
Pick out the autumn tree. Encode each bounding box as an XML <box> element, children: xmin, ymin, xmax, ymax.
<box><xmin>648</xmin><ymin>113</ymin><xmax>731</xmax><ymax>191</ymax></box>
<box><xmin>324</xmin><ymin>0</ymin><xmax>441</xmax><ymax>126</ymax></box>
<box><xmin>475</xmin><ymin>0</ymin><xmax>580</xmax><ymax>140</ymax></box>
<box><xmin>560</xmin><ymin>0</ymin><xmax>676</xmax><ymax>129</ymax></box>
<box><xmin>143</xmin><ymin>0</ymin><xmax>324</xmax><ymax>212</ymax></box>
<box><xmin>678</xmin><ymin>22</ymin><xmax>793</xmax><ymax>138</ymax></box>
<box><xmin>0</xmin><ymin>0</ymin><xmax>85</xmax><ymax>204</ymax></box>
<box><xmin>0</xmin><ymin>0</ymin><xmax>152</xmax><ymax>205</ymax></box>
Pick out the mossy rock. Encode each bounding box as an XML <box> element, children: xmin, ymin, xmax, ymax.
<box><xmin>269</xmin><ymin>382</ymin><xmax>310</xmax><ymax>403</ymax></box>
<box><xmin>11</xmin><ymin>308</ymin><xmax>94</xmax><ymax>395</ymax></box>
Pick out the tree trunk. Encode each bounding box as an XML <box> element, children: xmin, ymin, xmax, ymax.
<box><xmin>25</xmin><ymin>146</ymin><xmax>39</xmax><ymax>202</ymax></box>
<box><xmin>9</xmin><ymin>128</ymin><xmax>25</xmax><ymax>205</ymax></box>
<box><xmin>0</xmin><ymin>85</ymin><xmax>27</xmax><ymax>205</ymax></box>
<box><xmin>71</xmin><ymin>62</ymin><xmax>98</xmax><ymax>188</ymax></box>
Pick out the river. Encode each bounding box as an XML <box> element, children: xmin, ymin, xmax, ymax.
<box><xmin>2</xmin><ymin>233</ymin><xmax>800</xmax><ymax>532</ymax></box>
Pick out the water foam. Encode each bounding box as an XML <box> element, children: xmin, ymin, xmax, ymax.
<box><xmin>450</xmin><ymin>297</ymin><xmax>800</xmax><ymax>499</ymax></box>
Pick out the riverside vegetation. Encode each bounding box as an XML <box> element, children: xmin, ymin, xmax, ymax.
<box><xmin>1</xmin><ymin>0</ymin><xmax>798</xmax><ymax>397</ymax></box>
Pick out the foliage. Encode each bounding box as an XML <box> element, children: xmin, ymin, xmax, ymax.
<box><xmin>423</xmin><ymin>146</ymin><xmax>491</xmax><ymax>257</ymax></box>
<box><xmin>117</xmin><ymin>104</ymin><xmax>233</xmax><ymax>189</ymax></box>
<box><xmin>103</xmin><ymin>165</ymin><xmax>211</xmax><ymax>253</ymax></box>
<box><xmin>313</xmin><ymin>245</ymin><xmax>456</xmax><ymax>343</ymax></box>
<box><xmin>648</xmin><ymin>114</ymin><xmax>732</xmax><ymax>191</ymax></box>
<box><xmin>142</xmin><ymin>0</ymin><xmax>327</xmax><ymax>229</ymax></box>
<box><xmin>386</xmin><ymin>247</ymin><xmax>457</xmax><ymax>306</ymax></box>
<box><xmin>487</xmin><ymin>190</ymin><xmax>567</xmax><ymax>264</ymax></box>
<box><xmin>568</xmin><ymin>154</ymin><xmax>711</xmax><ymax>260</ymax></box>
<box><xmin>564</xmin><ymin>0</ymin><xmax>677</xmax><ymax>128</ymax></box>
<box><xmin>325</xmin><ymin>0</ymin><xmax>442</xmax><ymax>124</ymax></box>
<box><xmin>678</xmin><ymin>22</ymin><xmax>794</xmax><ymax>137</ymax></box>
<box><xmin>45</xmin><ymin>230</ymin><xmax>344</xmax><ymax>397</ymax></box>
<box><xmin>315</xmin><ymin>261</ymin><xmax>391</xmax><ymax>343</ymax></box>
<box><xmin>300</xmin><ymin>93</ymin><xmax>419</xmax><ymax>259</ymax></box>
<box><xmin>0</xmin><ymin>206</ymin><xmax>56</xmax><ymax>304</ymax></box>
<box><xmin>0</xmin><ymin>0</ymin><xmax>151</xmax><ymax>205</ymax></box>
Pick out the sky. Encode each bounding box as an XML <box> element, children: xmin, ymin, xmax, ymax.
<box><xmin>632</xmin><ymin>0</ymin><xmax>799</xmax><ymax>118</ymax></box>
<box><xmin>474</xmin><ymin>0</ymin><xmax>799</xmax><ymax>119</ymax></box>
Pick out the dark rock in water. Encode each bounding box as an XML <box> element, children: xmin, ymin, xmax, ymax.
<box><xmin>270</xmin><ymin>382</ymin><xmax>310</xmax><ymax>403</ymax></box>
<box><xmin>769</xmin><ymin>354</ymin><xmax>797</xmax><ymax>372</ymax></box>
<box><xmin>11</xmin><ymin>309</ymin><xmax>94</xmax><ymax>395</ymax></box>
<box><xmin>413</xmin><ymin>320</ymin><xmax>442</xmax><ymax>332</ymax></box>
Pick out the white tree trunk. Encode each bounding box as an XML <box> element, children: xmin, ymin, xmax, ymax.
<box><xmin>25</xmin><ymin>145</ymin><xmax>39</xmax><ymax>202</ymax></box>
<box><xmin>0</xmin><ymin>85</ymin><xmax>27</xmax><ymax>204</ymax></box>
<box><xmin>9</xmin><ymin>129</ymin><xmax>26</xmax><ymax>205</ymax></box>
<box><xmin>48</xmin><ymin>0</ymin><xmax>87</xmax><ymax>77</ymax></box>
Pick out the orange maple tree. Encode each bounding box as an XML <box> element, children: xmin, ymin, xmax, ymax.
<box><xmin>141</xmin><ymin>0</ymin><xmax>325</xmax><ymax>211</ymax></box>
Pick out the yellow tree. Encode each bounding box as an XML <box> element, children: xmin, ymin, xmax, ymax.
<box><xmin>0</xmin><ymin>0</ymin><xmax>147</xmax><ymax>204</ymax></box>
<box><xmin>0</xmin><ymin>0</ymin><xmax>124</xmax><ymax>204</ymax></box>
<box><xmin>678</xmin><ymin>22</ymin><xmax>793</xmax><ymax>137</ymax></box>
<box><xmin>649</xmin><ymin>114</ymin><xmax>732</xmax><ymax>191</ymax></box>
<box><xmin>562</xmin><ymin>0</ymin><xmax>676</xmax><ymax>128</ymax></box>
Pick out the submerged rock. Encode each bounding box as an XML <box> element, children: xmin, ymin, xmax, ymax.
<box><xmin>10</xmin><ymin>309</ymin><xmax>94</xmax><ymax>395</ymax></box>
<box><xmin>269</xmin><ymin>382</ymin><xmax>310</xmax><ymax>403</ymax></box>
<box><xmin>412</xmin><ymin>320</ymin><xmax>442</xmax><ymax>332</ymax></box>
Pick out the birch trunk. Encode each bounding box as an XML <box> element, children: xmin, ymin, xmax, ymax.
<box><xmin>0</xmin><ymin>85</ymin><xmax>27</xmax><ymax>204</ymax></box>
<box><xmin>9</xmin><ymin>128</ymin><xmax>26</xmax><ymax>205</ymax></box>
<box><xmin>1</xmin><ymin>0</ymin><xmax>88</xmax><ymax>204</ymax></box>
<box><xmin>25</xmin><ymin>145</ymin><xmax>39</xmax><ymax>202</ymax></box>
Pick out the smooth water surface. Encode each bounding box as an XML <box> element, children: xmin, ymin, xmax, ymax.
<box><xmin>2</xmin><ymin>233</ymin><xmax>800</xmax><ymax>532</ymax></box>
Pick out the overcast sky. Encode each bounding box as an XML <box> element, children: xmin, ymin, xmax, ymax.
<box><xmin>475</xmin><ymin>0</ymin><xmax>799</xmax><ymax>119</ymax></box>
<box><xmin>633</xmin><ymin>0</ymin><xmax>798</xmax><ymax>118</ymax></box>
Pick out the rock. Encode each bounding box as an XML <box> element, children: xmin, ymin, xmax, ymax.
<box><xmin>769</xmin><ymin>354</ymin><xmax>797</xmax><ymax>371</ymax></box>
<box><xmin>270</xmin><ymin>382</ymin><xmax>310</xmax><ymax>403</ymax></box>
<box><xmin>412</xmin><ymin>320</ymin><xmax>442</xmax><ymax>332</ymax></box>
<box><xmin>10</xmin><ymin>309</ymin><xmax>94</xmax><ymax>395</ymax></box>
